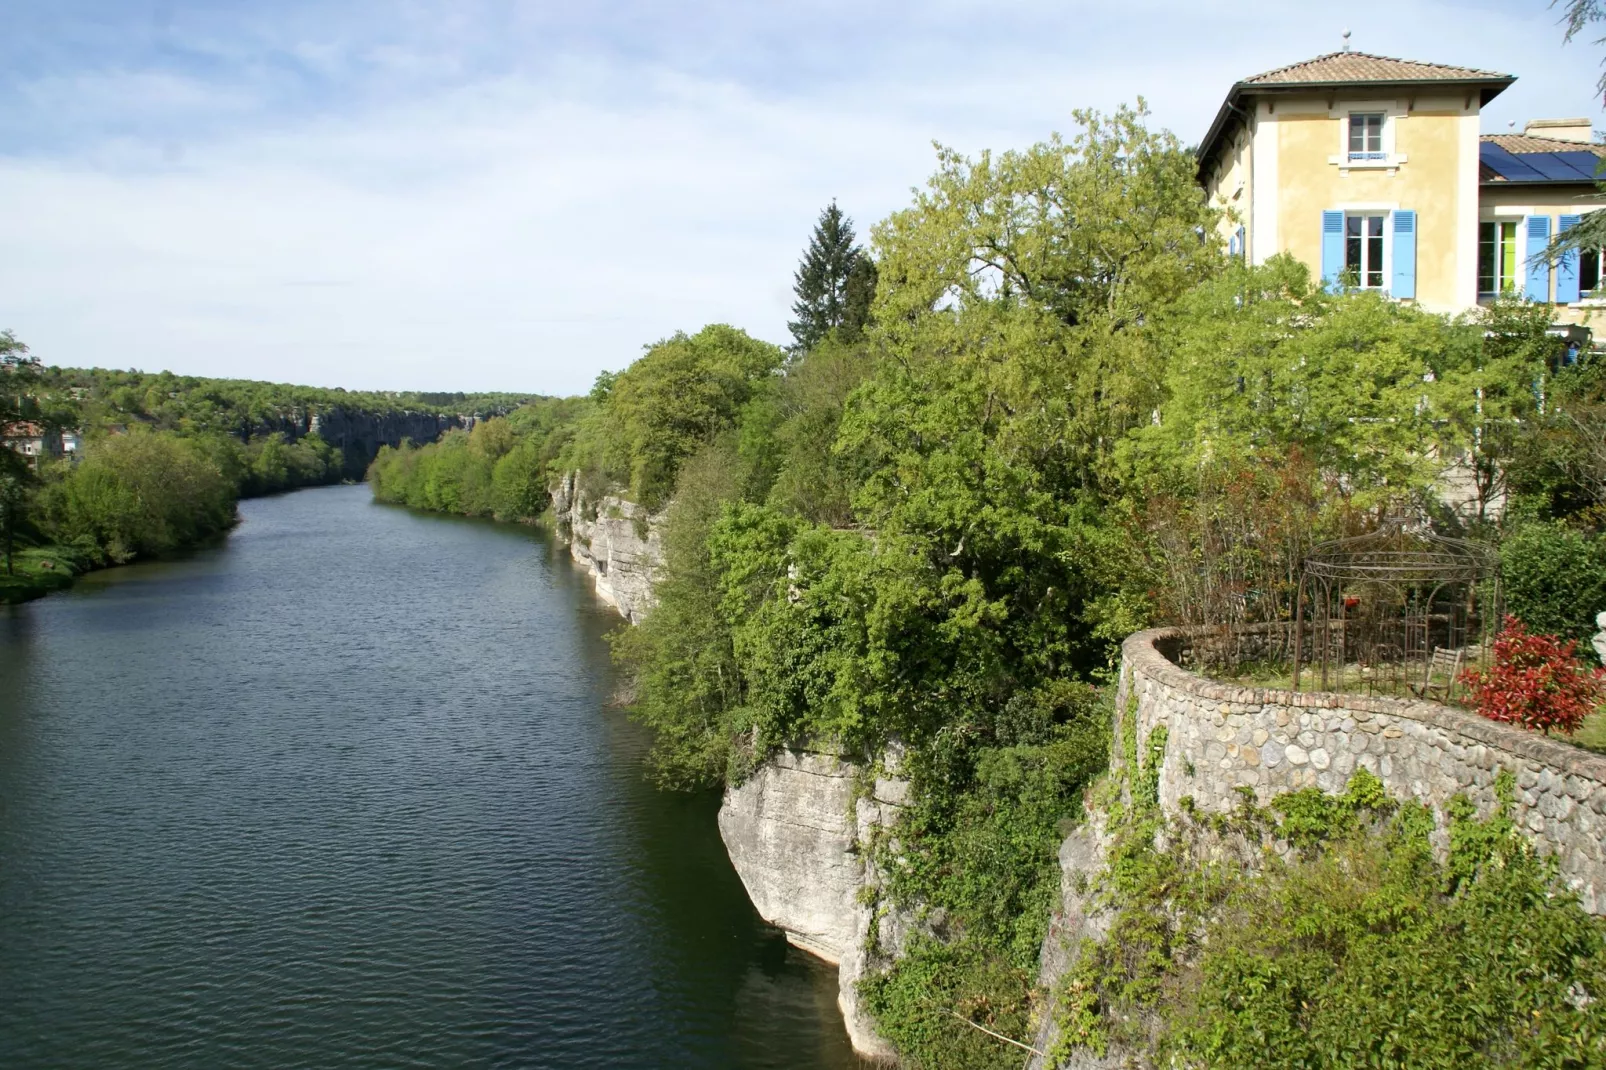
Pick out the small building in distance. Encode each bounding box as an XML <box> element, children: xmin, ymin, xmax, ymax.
<box><xmin>2</xmin><ymin>421</ymin><xmax>64</xmax><ymax>466</ymax></box>
<box><xmin>1196</xmin><ymin>47</ymin><xmax>1605</xmax><ymax>330</ymax></box>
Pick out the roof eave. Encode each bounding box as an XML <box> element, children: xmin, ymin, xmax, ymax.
<box><xmin>1197</xmin><ymin>75</ymin><xmax>1516</xmax><ymax>185</ymax></box>
<box><xmin>1479</xmin><ymin>179</ymin><xmax>1602</xmax><ymax>187</ymax></box>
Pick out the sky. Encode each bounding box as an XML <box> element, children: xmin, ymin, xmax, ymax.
<box><xmin>1</xmin><ymin>1</ymin><xmax>1602</xmax><ymax>396</ymax></box>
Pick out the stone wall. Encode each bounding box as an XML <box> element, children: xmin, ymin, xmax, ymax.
<box><xmin>717</xmin><ymin>747</ymin><xmax>908</xmax><ymax>1062</ymax></box>
<box><xmin>1120</xmin><ymin>626</ymin><xmax>1606</xmax><ymax>914</ymax></box>
<box><xmin>550</xmin><ymin>473</ymin><xmax>661</xmax><ymax>623</ymax></box>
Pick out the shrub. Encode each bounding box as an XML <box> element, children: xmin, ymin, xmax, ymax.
<box><xmin>1461</xmin><ymin>615</ymin><xmax>1606</xmax><ymax>736</ymax></box>
<box><xmin>1500</xmin><ymin>522</ymin><xmax>1606</xmax><ymax>644</ymax></box>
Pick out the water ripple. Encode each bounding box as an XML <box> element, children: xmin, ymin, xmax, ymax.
<box><xmin>0</xmin><ymin>486</ymin><xmax>857</xmax><ymax>1070</ymax></box>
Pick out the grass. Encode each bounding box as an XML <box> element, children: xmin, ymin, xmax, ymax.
<box><xmin>1571</xmin><ymin>709</ymin><xmax>1606</xmax><ymax>755</ymax></box>
<box><xmin>0</xmin><ymin>545</ymin><xmax>86</xmax><ymax>604</ymax></box>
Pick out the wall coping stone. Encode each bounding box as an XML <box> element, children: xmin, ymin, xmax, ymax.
<box><xmin>1125</xmin><ymin>626</ymin><xmax>1606</xmax><ymax>783</ymax></box>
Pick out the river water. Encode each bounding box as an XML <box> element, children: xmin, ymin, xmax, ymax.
<box><xmin>0</xmin><ymin>485</ymin><xmax>857</xmax><ymax>1069</ymax></box>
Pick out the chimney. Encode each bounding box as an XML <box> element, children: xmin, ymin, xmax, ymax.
<box><xmin>1524</xmin><ymin>118</ymin><xmax>1595</xmax><ymax>144</ymax></box>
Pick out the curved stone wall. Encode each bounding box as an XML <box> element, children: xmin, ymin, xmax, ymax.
<box><xmin>1118</xmin><ymin>627</ymin><xmax>1606</xmax><ymax>914</ymax></box>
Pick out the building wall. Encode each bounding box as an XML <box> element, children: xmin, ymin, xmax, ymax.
<box><xmin>1265</xmin><ymin>94</ymin><xmax>1476</xmax><ymax>312</ymax></box>
<box><xmin>1205</xmin><ymin>117</ymin><xmax>1252</xmax><ymax>252</ymax></box>
<box><xmin>1479</xmin><ymin>184</ymin><xmax>1606</xmax><ymax>328</ymax></box>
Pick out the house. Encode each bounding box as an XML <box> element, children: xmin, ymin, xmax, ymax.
<box><xmin>1196</xmin><ymin>48</ymin><xmax>1605</xmax><ymax>330</ymax></box>
<box><xmin>2</xmin><ymin>421</ymin><xmax>63</xmax><ymax>465</ymax></box>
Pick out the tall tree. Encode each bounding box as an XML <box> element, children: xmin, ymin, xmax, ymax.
<box><xmin>789</xmin><ymin>202</ymin><xmax>872</xmax><ymax>352</ymax></box>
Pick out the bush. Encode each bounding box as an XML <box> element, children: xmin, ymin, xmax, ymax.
<box><xmin>41</xmin><ymin>427</ymin><xmax>236</xmax><ymax>561</ymax></box>
<box><xmin>1501</xmin><ymin>522</ymin><xmax>1606</xmax><ymax>644</ymax></box>
<box><xmin>1462</xmin><ymin>615</ymin><xmax>1606</xmax><ymax>736</ymax></box>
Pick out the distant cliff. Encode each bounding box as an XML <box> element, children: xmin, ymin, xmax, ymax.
<box><xmin>250</xmin><ymin>407</ymin><xmax>473</xmax><ymax>478</ymax></box>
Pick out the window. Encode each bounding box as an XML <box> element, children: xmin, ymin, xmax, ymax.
<box><xmin>1348</xmin><ymin>113</ymin><xmax>1385</xmax><ymax>160</ymax></box>
<box><xmin>1582</xmin><ymin>247</ymin><xmax>1602</xmax><ymax>296</ymax></box>
<box><xmin>1479</xmin><ymin>221</ymin><xmax>1520</xmax><ymax>295</ymax></box>
<box><xmin>1346</xmin><ymin>214</ymin><xmax>1386</xmax><ymax>288</ymax></box>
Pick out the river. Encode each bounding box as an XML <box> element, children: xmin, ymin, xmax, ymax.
<box><xmin>0</xmin><ymin>484</ymin><xmax>858</xmax><ymax>1069</ymax></box>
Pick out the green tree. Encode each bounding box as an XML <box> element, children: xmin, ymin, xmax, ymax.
<box><xmin>872</xmin><ymin>103</ymin><xmax>1220</xmax><ymax>331</ymax></box>
<box><xmin>0</xmin><ymin>468</ymin><xmax>24</xmax><ymax>575</ymax></box>
<box><xmin>789</xmin><ymin>202</ymin><xmax>872</xmax><ymax>351</ymax></box>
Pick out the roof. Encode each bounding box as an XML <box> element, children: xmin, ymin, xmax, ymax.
<box><xmin>1480</xmin><ymin>141</ymin><xmax>1604</xmax><ymax>184</ymax></box>
<box><xmin>1198</xmin><ymin>51</ymin><xmax>1515</xmax><ymax>183</ymax></box>
<box><xmin>1482</xmin><ymin>132</ymin><xmax>1605</xmax><ymax>156</ymax></box>
<box><xmin>1244</xmin><ymin>52</ymin><xmax>1511</xmax><ymax>86</ymax></box>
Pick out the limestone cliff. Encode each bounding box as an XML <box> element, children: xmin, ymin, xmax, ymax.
<box><xmin>717</xmin><ymin>746</ymin><xmax>909</xmax><ymax>1062</ymax></box>
<box><xmin>550</xmin><ymin>473</ymin><xmax>662</xmax><ymax>623</ymax></box>
<box><xmin>250</xmin><ymin>406</ymin><xmax>472</xmax><ymax>478</ymax></box>
<box><xmin>1024</xmin><ymin>820</ymin><xmax>1120</xmax><ymax>1070</ymax></box>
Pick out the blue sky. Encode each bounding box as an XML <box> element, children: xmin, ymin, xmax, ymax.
<box><xmin>1</xmin><ymin>0</ymin><xmax>1601</xmax><ymax>394</ymax></box>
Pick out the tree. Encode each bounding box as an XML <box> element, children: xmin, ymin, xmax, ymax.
<box><xmin>789</xmin><ymin>202</ymin><xmax>872</xmax><ymax>351</ymax></box>
<box><xmin>871</xmin><ymin>103</ymin><xmax>1220</xmax><ymax>332</ymax></box>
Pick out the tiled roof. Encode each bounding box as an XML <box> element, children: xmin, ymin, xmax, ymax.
<box><xmin>1244</xmin><ymin>51</ymin><xmax>1512</xmax><ymax>86</ymax></box>
<box><xmin>1482</xmin><ymin>133</ymin><xmax>1606</xmax><ymax>156</ymax></box>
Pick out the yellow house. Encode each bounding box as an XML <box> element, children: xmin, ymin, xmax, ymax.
<box><xmin>1197</xmin><ymin>51</ymin><xmax>1605</xmax><ymax>329</ymax></box>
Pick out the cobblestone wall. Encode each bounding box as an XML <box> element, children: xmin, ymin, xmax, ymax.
<box><xmin>1118</xmin><ymin>627</ymin><xmax>1606</xmax><ymax>914</ymax></box>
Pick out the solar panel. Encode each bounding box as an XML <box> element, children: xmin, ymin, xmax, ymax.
<box><xmin>1480</xmin><ymin>144</ymin><xmax>1604</xmax><ymax>183</ymax></box>
<box><xmin>1524</xmin><ymin>153</ymin><xmax>1585</xmax><ymax>181</ymax></box>
<box><xmin>1554</xmin><ymin>151</ymin><xmax>1604</xmax><ymax>181</ymax></box>
<box><xmin>1480</xmin><ymin>144</ymin><xmax>1546</xmax><ymax>182</ymax></box>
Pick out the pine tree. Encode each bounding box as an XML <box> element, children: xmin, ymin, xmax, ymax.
<box><xmin>789</xmin><ymin>202</ymin><xmax>873</xmax><ymax>352</ymax></box>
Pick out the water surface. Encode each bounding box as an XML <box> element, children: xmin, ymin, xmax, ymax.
<box><xmin>0</xmin><ymin>484</ymin><xmax>856</xmax><ymax>1069</ymax></box>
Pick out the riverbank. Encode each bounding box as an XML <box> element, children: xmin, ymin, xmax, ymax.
<box><xmin>0</xmin><ymin>544</ymin><xmax>93</xmax><ymax>604</ymax></box>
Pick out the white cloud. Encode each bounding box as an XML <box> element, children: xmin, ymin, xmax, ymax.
<box><xmin>1</xmin><ymin>0</ymin><xmax>1602</xmax><ymax>393</ymax></box>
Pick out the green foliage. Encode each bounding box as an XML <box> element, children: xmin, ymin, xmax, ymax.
<box><xmin>368</xmin><ymin>398</ymin><xmax>587</xmax><ymax>521</ymax></box>
<box><xmin>789</xmin><ymin>201</ymin><xmax>875</xmax><ymax>351</ymax></box>
<box><xmin>1501</xmin><ymin>522</ymin><xmax>1606</xmax><ymax>643</ymax></box>
<box><xmin>610</xmin><ymin>443</ymin><xmax>749</xmax><ymax>788</ymax></box>
<box><xmin>38</xmin><ymin>426</ymin><xmax>236</xmax><ymax>562</ymax></box>
<box><xmin>562</xmin><ymin>324</ymin><xmax>784</xmax><ymax>510</ymax></box>
<box><xmin>872</xmin><ymin>102</ymin><xmax>1220</xmax><ymax>331</ymax></box>
<box><xmin>1055</xmin><ymin>768</ymin><xmax>1606</xmax><ymax>1069</ymax></box>
<box><xmin>858</xmin><ymin>688</ymin><xmax>1110</xmax><ymax>1069</ymax></box>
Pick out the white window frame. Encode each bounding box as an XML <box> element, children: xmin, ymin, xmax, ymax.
<box><xmin>1476</xmin><ymin>216</ymin><xmax>1523</xmax><ymax>297</ymax></box>
<box><xmin>1327</xmin><ymin>100</ymin><xmax>1408</xmax><ymax>171</ymax></box>
<box><xmin>1344</xmin><ymin>211</ymin><xmax>1391</xmax><ymax>290</ymax></box>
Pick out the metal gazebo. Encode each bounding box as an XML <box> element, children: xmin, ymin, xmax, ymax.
<box><xmin>1291</xmin><ymin>525</ymin><xmax>1500</xmax><ymax>700</ymax></box>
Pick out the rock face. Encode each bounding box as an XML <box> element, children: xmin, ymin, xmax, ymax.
<box><xmin>550</xmin><ymin>473</ymin><xmax>662</xmax><ymax>623</ymax></box>
<box><xmin>717</xmin><ymin>746</ymin><xmax>907</xmax><ymax>1062</ymax></box>
<box><xmin>1026</xmin><ymin>820</ymin><xmax>1121</xmax><ymax>1070</ymax></box>
<box><xmin>250</xmin><ymin>406</ymin><xmax>471</xmax><ymax>478</ymax></box>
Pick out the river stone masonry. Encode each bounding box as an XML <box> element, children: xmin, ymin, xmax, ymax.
<box><xmin>550</xmin><ymin>473</ymin><xmax>662</xmax><ymax>623</ymax></box>
<box><xmin>718</xmin><ymin>746</ymin><xmax>908</xmax><ymax>1062</ymax></box>
<box><xmin>1121</xmin><ymin>627</ymin><xmax>1606</xmax><ymax>914</ymax></box>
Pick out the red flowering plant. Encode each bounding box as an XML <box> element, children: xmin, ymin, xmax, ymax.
<box><xmin>1460</xmin><ymin>615</ymin><xmax>1606</xmax><ymax>736</ymax></box>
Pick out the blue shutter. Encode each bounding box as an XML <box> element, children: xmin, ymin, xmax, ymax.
<box><xmin>1557</xmin><ymin>214</ymin><xmax>1582</xmax><ymax>304</ymax></box>
<box><xmin>1390</xmin><ymin>210</ymin><xmax>1417</xmax><ymax>300</ymax></box>
<box><xmin>1235</xmin><ymin>224</ymin><xmax>1246</xmax><ymax>262</ymax></box>
<box><xmin>1524</xmin><ymin>215</ymin><xmax>1553</xmax><ymax>302</ymax></box>
<box><xmin>1321</xmin><ymin>210</ymin><xmax>1345</xmax><ymax>291</ymax></box>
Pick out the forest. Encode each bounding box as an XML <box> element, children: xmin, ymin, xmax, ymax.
<box><xmin>365</xmin><ymin>104</ymin><xmax>1606</xmax><ymax>1067</ymax></box>
<box><xmin>0</xmin><ymin>355</ymin><xmax>525</xmax><ymax>602</ymax></box>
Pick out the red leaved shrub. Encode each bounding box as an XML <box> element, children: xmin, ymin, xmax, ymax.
<box><xmin>1460</xmin><ymin>615</ymin><xmax>1606</xmax><ymax>736</ymax></box>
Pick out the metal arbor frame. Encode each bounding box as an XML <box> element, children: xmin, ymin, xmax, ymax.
<box><xmin>1291</xmin><ymin>525</ymin><xmax>1500</xmax><ymax>698</ymax></box>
